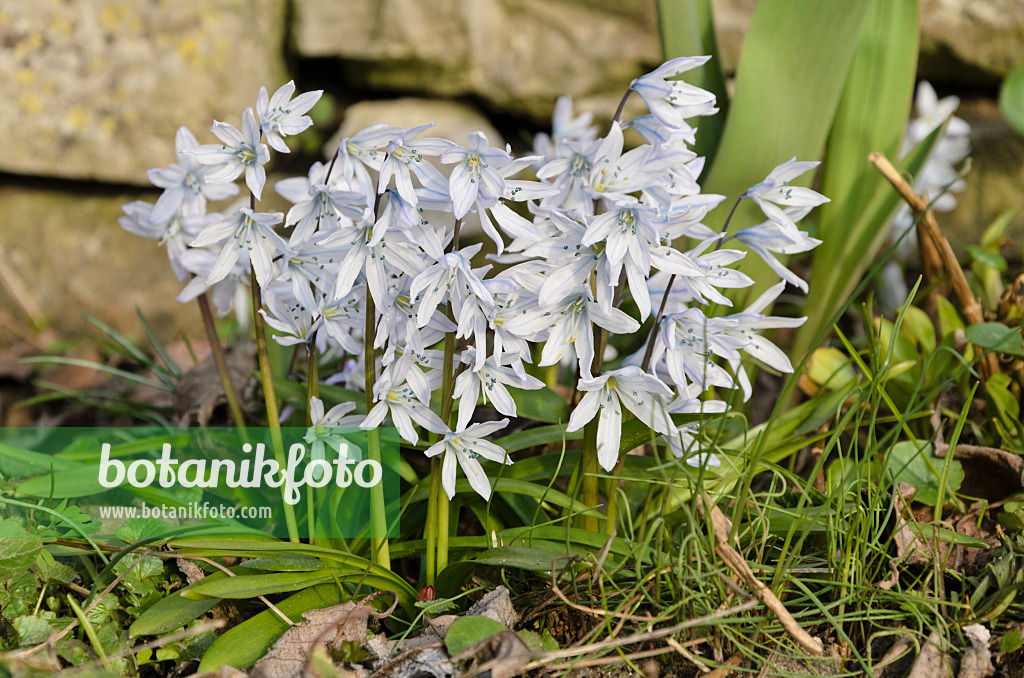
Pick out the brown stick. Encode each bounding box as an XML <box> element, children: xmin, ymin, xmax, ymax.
<box><xmin>697</xmin><ymin>496</ymin><xmax>824</xmax><ymax>656</ymax></box>
<box><xmin>869</xmin><ymin>152</ymin><xmax>998</xmax><ymax>380</ymax></box>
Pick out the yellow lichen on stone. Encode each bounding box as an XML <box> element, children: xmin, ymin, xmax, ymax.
<box><xmin>98</xmin><ymin>0</ymin><xmax>135</xmax><ymax>33</ymax></box>
<box><xmin>49</xmin><ymin>13</ymin><xmax>74</xmax><ymax>36</ymax></box>
<box><xmin>17</xmin><ymin>92</ymin><xmax>43</xmax><ymax>114</ymax></box>
<box><xmin>14</xmin><ymin>68</ymin><xmax>35</xmax><ymax>86</ymax></box>
<box><xmin>98</xmin><ymin>115</ymin><xmax>118</xmax><ymax>137</ymax></box>
<box><xmin>14</xmin><ymin>31</ymin><xmax>44</xmax><ymax>60</ymax></box>
<box><xmin>65</xmin><ymin>107</ymin><xmax>91</xmax><ymax>133</ymax></box>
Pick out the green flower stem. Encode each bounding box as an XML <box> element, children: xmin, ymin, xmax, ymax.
<box><xmin>250</xmin><ymin>265</ymin><xmax>300</xmax><ymax>543</ymax></box>
<box><xmin>433</xmin><ymin>217</ymin><xmax>461</xmax><ymax>579</ymax></box>
<box><xmin>307</xmin><ymin>344</ymin><xmax>320</xmax><ymax>422</ymax></box>
<box><xmin>364</xmin><ymin>292</ymin><xmax>391</xmax><ymax>570</ymax></box>
<box><xmin>425</xmin><ymin>456</ymin><xmax>440</xmax><ymax>585</ymax></box>
<box><xmin>305</xmin><ymin>346</ymin><xmax>318</xmax><ymax>542</ymax></box>
<box><xmin>437</xmin><ymin>481</ymin><xmax>450</xmax><ymax>575</ymax></box>
<box><xmin>196</xmin><ymin>292</ymin><xmax>248</xmax><ymax>433</ymax></box>
<box><xmin>604</xmin><ymin>457</ymin><xmax>625</xmax><ymax>536</ymax></box>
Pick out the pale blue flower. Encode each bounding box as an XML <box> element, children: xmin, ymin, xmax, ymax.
<box><xmin>186</xmin><ymin>108</ymin><xmax>271</xmax><ymax>200</ymax></box>
<box><xmin>257</xmin><ymin>81</ymin><xmax>323</xmax><ymax>153</ymax></box>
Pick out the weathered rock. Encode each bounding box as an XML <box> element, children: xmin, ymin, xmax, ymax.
<box><xmin>331</xmin><ymin>98</ymin><xmax>504</xmax><ymax>152</ymax></box>
<box><xmin>919</xmin><ymin>0</ymin><xmax>1024</xmax><ymax>84</ymax></box>
<box><xmin>294</xmin><ymin>0</ymin><xmax>661</xmax><ymax>120</ymax></box>
<box><xmin>943</xmin><ymin>101</ymin><xmax>1024</xmax><ymax>258</ymax></box>
<box><xmin>0</xmin><ymin>0</ymin><xmax>287</xmax><ymax>184</ymax></box>
<box><xmin>0</xmin><ymin>187</ymin><xmax>203</xmax><ymax>347</ymax></box>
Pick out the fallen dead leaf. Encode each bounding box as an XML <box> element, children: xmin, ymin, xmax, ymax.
<box><xmin>251</xmin><ymin>602</ymin><xmax>369</xmax><ymax>678</ymax></box>
<box><xmin>174</xmin><ymin>342</ymin><xmax>256</xmax><ymax>426</ymax></box>
<box><xmin>466</xmin><ymin>587</ymin><xmax>517</xmax><ymax>628</ymax></box>
<box><xmin>907</xmin><ymin>630</ymin><xmax>952</xmax><ymax>678</ymax></box>
<box><xmin>959</xmin><ymin>624</ymin><xmax>994</xmax><ymax>678</ymax></box>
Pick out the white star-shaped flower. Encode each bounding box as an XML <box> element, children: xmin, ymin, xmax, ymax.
<box><xmin>186</xmin><ymin>107</ymin><xmax>271</xmax><ymax>200</ymax></box>
<box><xmin>423</xmin><ymin>419</ymin><xmax>512</xmax><ymax>500</ymax></box>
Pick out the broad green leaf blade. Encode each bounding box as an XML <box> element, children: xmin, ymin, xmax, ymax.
<box><xmin>474</xmin><ymin>544</ymin><xmax>587</xmax><ymax>571</ymax></box>
<box><xmin>445</xmin><ymin>616</ymin><xmax>507</xmax><ymax>656</ymax></box>
<box><xmin>657</xmin><ymin>0</ymin><xmax>729</xmax><ymax>162</ymax></box>
<box><xmin>0</xmin><ymin>518</ymin><xmax>42</xmax><ymax>580</ymax></box>
<box><xmin>1000</xmin><ymin>60</ymin><xmax>1024</xmax><ymax>135</ymax></box>
<box><xmin>703</xmin><ymin>0</ymin><xmax>872</xmax><ymax>288</ymax></box>
<box><xmin>508</xmin><ymin>385</ymin><xmax>570</xmax><ymax>424</ymax></box>
<box><xmin>818</xmin><ymin>0</ymin><xmax>919</xmax><ymax>228</ymax></box>
<box><xmin>129</xmin><ymin>569</ymin><xmax>241</xmax><ymax>637</ymax></box>
<box><xmin>793</xmin><ymin>122</ymin><xmax>944</xmax><ymax>361</ymax></box>
<box><xmin>965</xmin><ymin>322</ymin><xmax>1024</xmax><ymax>359</ymax></box>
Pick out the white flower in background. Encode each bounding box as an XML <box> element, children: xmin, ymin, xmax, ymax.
<box><xmin>186</xmin><ymin>107</ymin><xmax>271</xmax><ymax>200</ymax></box>
<box><xmin>424</xmin><ymin>419</ymin><xmax>512</xmax><ymax>500</ymax></box>
<box><xmin>275</xmin><ymin>161</ymin><xmax>366</xmax><ymax>244</ymax></box>
<box><xmin>629</xmin><ymin>56</ymin><xmax>717</xmax><ymax>130</ymax></box>
<box><xmin>361</xmin><ymin>383</ymin><xmax>448</xmax><ymax>445</ymax></box>
<box><xmin>453</xmin><ymin>348</ymin><xmax>544</xmax><ymax>431</ymax></box>
<box><xmin>175</xmin><ymin>247</ymin><xmax>252</xmax><ymax>329</ymax></box>
<box><xmin>734</xmin><ymin>217</ymin><xmax>822</xmax><ymax>293</ymax></box>
<box><xmin>441</xmin><ymin>131</ymin><xmax>513</xmax><ymax>219</ymax></box>
<box><xmin>304</xmin><ymin>396</ymin><xmax>364</xmax><ymax>481</ymax></box>
<box><xmin>189</xmin><ymin>206</ymin><xmax>288</xmax><ymax>288</ymax></box>
<box><xmin>744</xmin><ymin>159</ymin><xmax>829</xmax><ymax>240</ymax></box>
<box><xmin>257</xmin><ymin>81</ymin><xmax>323</xmax><ymax>153</ymax></box>
<box><xmin>119</xmin><ymin>200</ymin><xmax>219</xmax><ymax>282</ymax></box>
<box><xmin>532</xmin><ymin>95</ymin><xmax>598</xmax><ymax>160</ymax></box>
<box><xmin>883</xmin><ymin>80</ymin><xmax>971</xmax><ymax>309</ymax></box>
<box><xmin>566</xmin><ymin>366</ymin><xmax>674</xmax><ymax>471</ymax></box>
<box><xmin>148</xmin><ymin>126</ymin><xmax>240</xmax><ymax>223</ymax></box>
<box><xmin>260</xmin><ymin>290</ymin><xmax>321</xmax><ymax>347</ymax></box>
<box><xmin>502</xmin><ymin>287</ymin><xmax>639</xmax><ymax>380</ymax></box>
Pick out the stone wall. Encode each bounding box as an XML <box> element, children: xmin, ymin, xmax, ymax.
<box><xmin>1</xmin><ymin>0</ymin><xmax>1022</xmax><ymax>347</ymax></box>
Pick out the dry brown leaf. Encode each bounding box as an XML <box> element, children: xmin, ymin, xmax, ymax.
<box><xmin>907</xmin><ymin>631</ymin><xmax>952</xmax><ymax>678</ymax></box>
<box><xmin>176</xmin><ymin>557</ymin><xmax>206</xmax><ymax>585</ymax></box>
<box><xmin>174</xmin><ymin>342</ymin><xmax>255</xmax><ymax>426</ymax></box>
<box><xmin>959</xmin><ymin>624</ymin><xmax>995</xmax><ymax>678</ymax></box>
<box><xmin>251</xmin><ymin>602</ymin><xmax>369</xmax><ymax>678</ymax></box>
<box><xmin>466</xmin><ymin>587</ymin><xmax>517</xmax><ymax>628</ymax></box>
<box><xmin>370</xmin><ymin>645</ymin><xmax>453</xmax><ymax>678</ymax></box>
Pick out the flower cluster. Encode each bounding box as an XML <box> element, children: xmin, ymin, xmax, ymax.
<box><xmin>123</xmin><ymin>60</ymin><xmax>827</xmax><ymax>501</ymax></box>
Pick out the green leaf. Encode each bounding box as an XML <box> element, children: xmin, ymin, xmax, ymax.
<box><xmin>1000</xmin><ymin>628</ymin><xmax>1024</xmax><ymax>654</ymax></box>
<box><xmin>0</xmin><ymin>519</ymin><xmax>42</xmax><ymax>580</ymax></box>
<box><xmin>656</xmin><ymin>0</ymin><xmax>729</xmax><ymax>161</ymax></box>
<box><xmin>508</xmin><ymin>386</ymin><xmax>570</xmax><ymax>424</ymax></box>
<box><xmin>703</xmin><ymin>0</ymin><xmax>872</xmax><ymax>296</ymax></box>
<box><xmin>517</xmin><ymin>629</ymin><xmax>559</xmax><ymax>653</ymax></box>
<box><xmin>444</xmin><ymin>616</ymin><xmax>507</xmax><ymax>656</ymax></box>
<box><xmin>885</xmin><ymin>440</ymin><xmax>963</xmax><ymax>505</ymax></box>
<box><xmin>115</xmin><ymin>517</ymin><xmax>171</xmax><ymax>543</ymax></box>
<box><xmin>818</xmin><ymin>0</ymin><xmax>919</xmax><ymax>237</ymax></box>
<box><xmin>473</xmin><ymin>544</ymin><xmax>586</xmax><ymax>572</ymax></box>
<box><xmin>185</xmin><ymin>570</ymin><xmax>338</xmax><ymax>599</ymax></box>
<box><xmin>240</xmin><ymin>553</ymin><xmax>324</xmax><ymax>572</ymax></box>
<box><xmin>129</xmin><ymin>570</ymin><xmax>237</xmax><ymax>637</ymax></box>
<box><xmin>966</xmin><ymin>322</ymin><xmax>1024</xmax><ymax>359</ymax></box>
<box><xmin>435</xmin><ymin>561</ymin><xmax>476</xmax><ymax>600</ymax></box>
<box><xmin>967</xmin><ymin>246</ymin><xmax>1007</xmax><ymax>272</ymax></box>
<box><xmin>999</xmin><ymin>60</ymin><xmax>1024</xmax><ymax>136</ymax></box>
